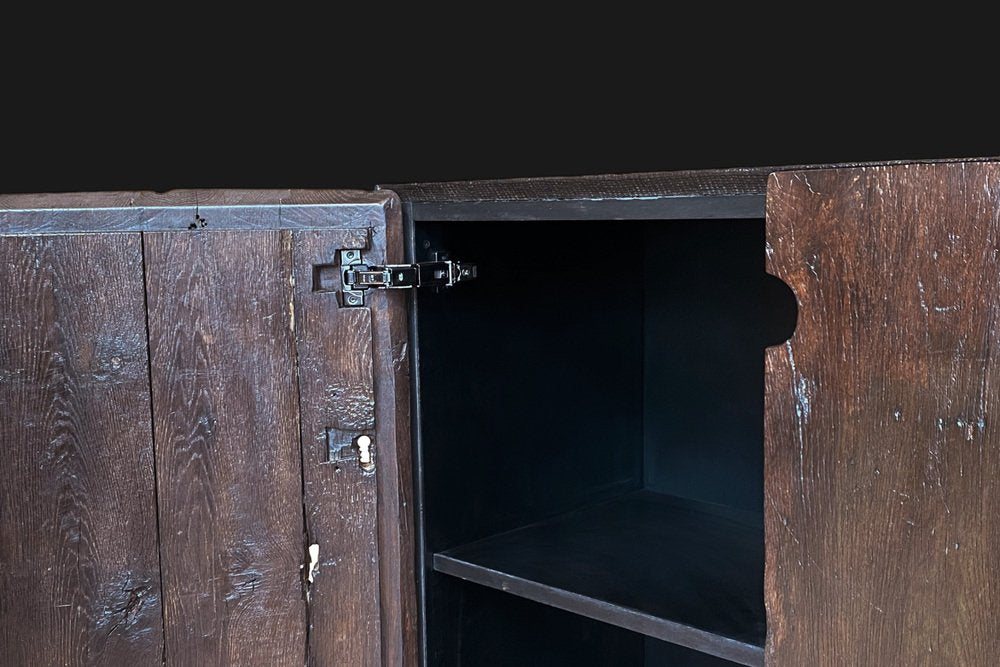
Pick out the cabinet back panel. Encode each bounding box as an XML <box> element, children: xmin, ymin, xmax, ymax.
<box><xmin>415</xmin><ymin>218</ymin><xmax>793</xmax><ymax>664</ymax></box>
<box><xmin>428</xmin><ymin>577</ymin><xmax>643</xmax><ymax>666</ymax></box>
<box><xmin>428</xmin><ymin>577</ymin><xmax>743</xmax><ymax>666</ymax></box>
<box><xmin>644</xmin><ymin>636</ymin><xmax>744</xmax><ymax>665</ymax></box>
<box><xmin>416</xmin><ymin>221</ymin><xmax>646</xmax><ymax>552</ymax></box>
<box><xmin>642</xmin><ymin>220</ymin><xmax>795</xmax><ymax>515</ymax></box>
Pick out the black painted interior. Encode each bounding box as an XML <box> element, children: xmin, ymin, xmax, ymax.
<box><xmin>642</xmin><ymin>222</ymin><xmax>796</xmax><ymax>510</ymax></box>
<box><xmin>414</xmin><ymin>219</ymin><xmax>796</xmax><ymax>666</ymax></box>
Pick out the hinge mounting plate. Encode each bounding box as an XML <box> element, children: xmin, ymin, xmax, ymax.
<box><xmin>339</xmin><ymin>249</ymin><xmax>476</xmax><ymax>307</ymax></box>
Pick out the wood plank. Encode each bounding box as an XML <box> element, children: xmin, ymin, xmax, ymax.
<box><xmin>145</xmin><ymin>230</ymin><xmax>306</xmax><ymax>665</ymax></box>
<box><xmin>386</xmin><ymin>165</ymin><xmax>775</xmax><ymax>202</ymax></box>
<box><xmin>384</xmin><ymin>157</ymin><xmax>994</xmax><ymax>205</ymax></box>
<box><xmin>0</xmin><ymin>189</ymin><xmax>391</xmax><ymax>235</ymax></box>
<box><xmin>370</xmin><ymin>198</ymin><xmax>419</xmax><ymax>666</ymax></box>
<box><xmin>393</xmin><ymin>159</ymin><xmax>998</xmax><ymax>222</ymax></box>
<box><xmin>0</xmin><ymin>189</ymin><xmax>391</xmax><ymax>209</ymax></box>
<box><xmin>764</xmin><ymin>162</ymin><xmax>1000</xmax><ymax>664</ymax></box>
<box><xmin>434</xmin><ymin>491</ymin><xmax>765</xmax><ymax>667</ymax></box>
<box><xmin>292</xmin><ymin>228</ymin><xmax>382</xmax><ymax>666</ymax></box>
<box><xmin>0</xmin><ymin>234</ymin><xmax>164</xmax><ymax>664</ymax></box>
<box><xmin>408</xmin><ymin>195</ymin><xmax>764</xmax><ymax>222</ymax></box>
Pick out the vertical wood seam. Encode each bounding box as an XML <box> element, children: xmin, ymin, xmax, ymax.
<box><xmin>356</xmin><ymin>301</ymin><xmax>383</xmax><ymax>664</ymax></box>
<box><xmin>405</xmin><ymin>202</ymin><xmax>429</xmax><ymax>667</ymax></box>
<box><xmin>287</xmin><ymin>229</ymin><xmax>313</xmax><ymax>666</ymax></box>
<box><xmin>367</xmin><ymin>304</ymin><xmax>385</xmax><ymax>666</ymax></box>
<box><xmin>139</xmin><ymin>231</ymin><xmax>169</xmax><ymax>667</ymax></box>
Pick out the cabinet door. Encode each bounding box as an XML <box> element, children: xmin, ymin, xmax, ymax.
<box><xmin>0</xmin><ymin>191</ymin><xmax>415</xmax><ymax>666</ymax></box>
<box><xmin>765</xmin><ymin>163</ymin><xmax>1000</xmax><ymax>664</ymax></box>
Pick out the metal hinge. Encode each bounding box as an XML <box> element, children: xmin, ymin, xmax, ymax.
<box><xmin>339</xmin><ymin>249</ymin><xmax>476</xmax><ymax>307</ymax></box>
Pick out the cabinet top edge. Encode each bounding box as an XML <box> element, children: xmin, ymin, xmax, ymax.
<box><xmin>381</xmin><ymin>157</ymin><xmax>996</xmax><ymax>204</ymax></box>
<box><xmin>0</xmin><ymin>188</ymin><xmax>394</xmax><ymax>212</ymax></box>
<box><xmin>0</xmin><ymin>189</ymin><xmax>397</xmax><ymax>235</ymax></box>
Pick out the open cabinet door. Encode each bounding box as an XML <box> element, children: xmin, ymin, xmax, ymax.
<box><xmin>765</xmin><ymin>163</ymin><xmax>1000</xmax><ymax>664</ymax></box>
<box><xmin>0</xmin><ymin>191</ymin><xmax>415</xmax><ymax>666</ymax></box>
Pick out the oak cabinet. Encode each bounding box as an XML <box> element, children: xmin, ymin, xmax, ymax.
<box><xmin>2</xmin><ymin>160</ymin><xmax>996</xmax><ymax>665</ymax></box>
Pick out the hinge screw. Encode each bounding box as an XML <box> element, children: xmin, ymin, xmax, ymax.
<box><xmin>343</xmin><ymin>250</ymin><xmax>359</xmax><ymax>262</ymax></box>
<box><xmin>346</xmin><ymin>293</ymin><xmax>361</xmax><ymax>305</ymax></box>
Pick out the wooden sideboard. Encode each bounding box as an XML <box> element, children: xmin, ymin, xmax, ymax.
<box><xmin>1</xmin><ymin>159</ymin><xmax>996</xmax><ymax>665</ymax></box>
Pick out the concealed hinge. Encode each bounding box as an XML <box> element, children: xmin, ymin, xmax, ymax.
<box><xmin>339</xmin><ymin>249</ymin><xmax>476</xmax><ymax>307</ymax></box>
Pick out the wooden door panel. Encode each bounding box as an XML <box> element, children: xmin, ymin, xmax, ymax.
<box><xmin>0</xmin><ymin>234</ymin><xmax>164</xmax><ymax>664</ymax></box>
<box><xmin>144</xmin><ymin>230</ymin><xmax>307</xmax><ymax>665</ymax></box>
<box><xmin>0</xmin><ymin>191</ymin><xmax>413</xmax><ymax>666</ymax></box>
<box><xmin>765</xmin><ymin>163</ymin><xmax>1000</xmax><ymax>664</ymax></box>
<box><xmin>292</xmin><ymin>228</ymin><xmax>382</xmax><ymax>666</ymax></box>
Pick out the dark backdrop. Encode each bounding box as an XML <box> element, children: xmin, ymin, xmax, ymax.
<box><xmin>1</xmin><ymin>106</ymin><xmax>993</xmax><ymax>193</ymax></box>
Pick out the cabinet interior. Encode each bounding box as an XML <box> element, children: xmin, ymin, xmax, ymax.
<box><xmin>412</xmin><ymin>218</ymin><xmax>796</xmax><ymax>666</ymax></box>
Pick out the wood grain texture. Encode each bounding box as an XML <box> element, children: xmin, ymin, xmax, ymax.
<box><xmin>0</xmin><ymin>189</ymin><xmax>391</xmax><ymax>209</ymax></box>
<box><xmin>383</xmin><ymin>157</ymin><xmax>993</xmax><ymax>204</ymax></box>
<box><xmin>406</xmin><ymin>196</ymin><xmax>765</xmax><ymax>222</ymax></box>
<box><xmin>292</xmin><ymin>227</ymin><xmax>382</xmax><ymax>666</ymax></box>
<box><xmin>764</xmin><ymin>163</ymin><xmax>1000</xmax><ymax>665</ymax></box>
<box><xmin>0</xmin><ymin>189</ymin><xmax>392</xmax><ymax>235</ymax></box>
<box><xmin>369</xmin><ymin>195</ymin><xmax>419</xmax><ymax>666</ymax></box>
<box><xmin>0</xmin><ymin>234</ymin><xmax>164</xmax><ymax>664</ymax></box>
<box><xmin>145</xmin><ymin>230</ymin><xmax>306</xmax><ymax>665</ymax></box>
<box><xmin>384</xmin><ymin>166</ymin><xmax>773</xmax><ymax>203</ymax></box>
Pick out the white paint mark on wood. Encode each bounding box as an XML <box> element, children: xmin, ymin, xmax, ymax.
<box><xmin>307</xmin><ymin>543</ymin><xmax>320</xmax><ymax>585</ymax></box>
<box><xmin>786</xmin><ymin>341</ymin><xmax>808</xmax><ymax>502</ymax></box>
<box><xmin>917</xmin><ymin>278</ymin><xmax>929</xmax><ymax>315</ymax></box>
<box><xmin>288</xmin><ymin>273</ymin><xmax>296</xmax><ymax>334</ymax></box>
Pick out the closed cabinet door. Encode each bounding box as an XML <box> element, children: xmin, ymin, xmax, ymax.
<box><xmin>764</xmin><ymin>163</ymin><xmax>1000</xmax><ymax>664</ymax></box>
<box><xmin>0</xmin><ymin>191</ymin><xmax>415</xmax><ymax>666</ymax></box>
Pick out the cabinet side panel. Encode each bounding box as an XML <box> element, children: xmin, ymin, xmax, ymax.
<box><xmin>0</xmin><ymin>234</ymin><xmax>164</xmax><ymax>664</ymax></box>
<box><xmin>764</xmin><ymin>164</ymin><xmax>1000</xmax><ymax>664</ymax></box>
<box><xmin>144</xmin><ymin>230</ymin><xmax>306</xmax><ymax>665</ymax></box>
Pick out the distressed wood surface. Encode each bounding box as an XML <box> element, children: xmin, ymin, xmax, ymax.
<box><xmin>390</xmin><ymin>159</ymin><xmax>998</xmax><ymax>222</ymax></box>
<box><xmin>0</xmin><ymin>189</ymin><xmax>390</xmax><ymax>209</ymax></box>
<box><xmin>0</xmin><ymin>234</ymin><xmax>164</xmax><ymax>664</ymax></box>
<box><xmin>765</xmin><ymin>163</ymin><xmax>1000</xmax><ymax>665</ymax></box>
<box><xmin>386</xmin><ymin>166</ymin><xmax>774</xmax><ymax>202</ymax></box>
<box><xmin>384</xmin><ymin>157</ymin><xmax>994</xmax><ymax>203</ymax></box>
<box><xmin>0</xmin><ymin>189</ymin><xmax>392</xmax><ymax>235</ymax></box>
<box><xmin>145</xmin><ymin>230</ymin><xmax>306</xmax><ymax>665</ymax></box>
<box><xmin>0</xmin><ymin>191</ymin><xmax>411</xmax><ymax>665</ymax></box>
<box><xmin>369</xmin><ymin>198</ymin><xmax>418</xmax><ymax>666</ymax></box>
<box><xmin>292</xmin><ymin>228</ymin><xmax>382</xmax><ymax>666</ymax></box>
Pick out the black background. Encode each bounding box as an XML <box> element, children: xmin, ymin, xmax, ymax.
<box><xmin>3</xmin><ymin>18</ymin><xmax>995</xmax><ymax>193</ymax></box>
<box><xmin>2</xmin><ymin>93</ymin><xmax>994</xmax><ymax>193</ymax></box>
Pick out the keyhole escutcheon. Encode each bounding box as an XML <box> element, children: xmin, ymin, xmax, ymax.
<box><xmin>355</xmin><ymin>434</ymin><xmax>374</xmax><ymax>472</ymax></box>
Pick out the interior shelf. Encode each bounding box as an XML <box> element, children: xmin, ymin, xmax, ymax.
<box><xmin>433</xmin><ymin>490</ymin><xmax>765</xmax><ymax>667</ymax></box>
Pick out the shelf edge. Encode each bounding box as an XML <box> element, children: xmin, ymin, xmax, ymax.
<box><xmin>433</xmin><ymin>553</ymin><xmax>764</xmax><ymax>667</ymax></box>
